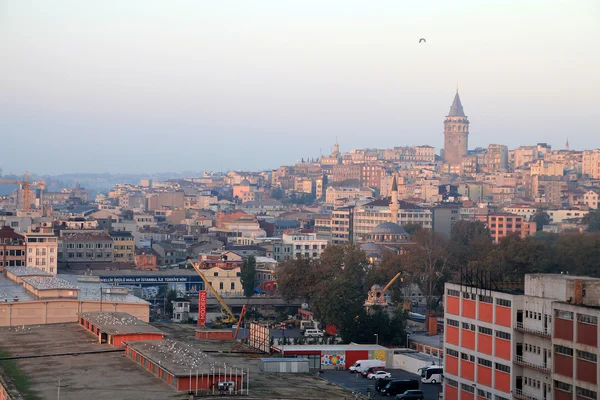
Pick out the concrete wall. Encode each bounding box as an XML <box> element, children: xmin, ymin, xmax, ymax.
<box><xmin>0</xmin><ymin>300</ymin><xmax>149</xmax><ymax>327</ymax></box>
<box><xmin>392</xmin><ymin>352</ymin><xmax>437</xmax><ymax>373</ymax></box>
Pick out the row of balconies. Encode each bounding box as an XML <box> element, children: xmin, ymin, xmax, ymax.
<box><xmin>514</xmin><ymin>321</ymin><xmax>551</xmax><ymax>338</ymax></box>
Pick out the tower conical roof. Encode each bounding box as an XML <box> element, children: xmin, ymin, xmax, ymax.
<box><xmin>391</xmin><ymin>176</ymin><xmax>398</xmax><ymax>192</ymax></box>
<box><xmin>448</xmin><ymin>91</ymin><xmax>465</xmax><ymax>117</ymax></box>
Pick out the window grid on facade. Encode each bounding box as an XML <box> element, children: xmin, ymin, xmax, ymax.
<box><xmin>577</xmin><ymin>350</ymin><xmax>597</xmax><ymax>363</ymax></box>
<box><xmin>555</xmin><ymin>345</ymin><xmax>573</xmax><ymax>356</ymax></box>
<box><xmin>494</xmin><ymin>363</ymin><xmax>510</xmax><ymax>373</ymax></box>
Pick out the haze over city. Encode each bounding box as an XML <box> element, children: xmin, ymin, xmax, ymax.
<box><xmin>1</xmin><ymin>0</ymin><xmax>599</xmax><ymax>175</ymax></box>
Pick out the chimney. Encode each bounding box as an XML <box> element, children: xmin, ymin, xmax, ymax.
<box><xmin>574</xmin><ymin>280</ymin><xmax>584</xmax><ymax>305</ymax></box>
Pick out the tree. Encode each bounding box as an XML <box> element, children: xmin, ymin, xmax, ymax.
<box><xmin>531</xmin><ymin>209</ymin><xmax>551</xmax><ymax>232</ymax></box>
<box><xmin>583</xmin><ymin>210</ymin><xmax>600</xmax><ymax>232</ymax></box>
<box><xmin>240</xmin><ymin>256</ymin><xmax>257</xmax><ymax>298</ymax></box>
<box><xmin>271</xmin><ymin>187</ymin><xmax>284</xmax><ymax>200</ymax></box>
<box><xmin>402</xmin><ymin>228</ymin><xmax>449</xmax><ymax>307</ymax></box>
<box><xmin>402</xmin><ymin>223</ymin><xmax>423</xmax><ymax>236</ymax></box>
<box><xmin>165</xmin><ymin>289</ymin><xmax>178</xmax><ymax>315</ymax></box>
<box><xmin>480</xmin><ymin>235</ymin><xmax>549</xmax><ymax>281</ymax></box>
<box><xmin>447</xmin><ymin>220</ymin><xmax>493</xmax><ymax>273</ymax></box>
<box><xmin>339</xmin><ymin>307</ymin><xmax>407</xmax><ymax>346</ymax></box>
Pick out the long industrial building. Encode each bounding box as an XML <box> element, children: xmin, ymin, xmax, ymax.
<box><xmin>443</xmin><ymin>274</ymin><xmax>600</xmax><ymax>400</ymax></box>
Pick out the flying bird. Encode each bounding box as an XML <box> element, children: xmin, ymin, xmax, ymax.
<box><xmin>419</xmin><ymin>38</ymin><xmax>426</xmax><ymax>43</ymax></box>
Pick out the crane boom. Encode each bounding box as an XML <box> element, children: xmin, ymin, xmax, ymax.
<box><xmin>0</xmin><ymin>171</ymin><xmax>45</xmax><ymax>212</ymax></box>
<box><xmin>381</xmin><ymin>272</ymin><xmax>403</xmax><ymax>293</ymax></box>
<box><xmin>185</xmin><ymin>260</ymin><xmax>237</xmax><ymax>323</ymax></box>
<box><xmin>233</xmin><ymin>304</ymin><xmax>247</xmax><ymax>340</ymax></box>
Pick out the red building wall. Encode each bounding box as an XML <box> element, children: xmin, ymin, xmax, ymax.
<box><xmin>554</xmin><ymin>354</ymin><xmax>573</xmax><ymax>378</ymax></box>
<box><xmin>554</xmin><ymin>318</ymin><xmax>574</xmax><ymax>341</ymax></box>
<box><xmin>495</xmin><ymin>306</ymin><xmax>511</xmax><ymax>328</ymax></box>
<box><xmin>195</xmin><ymin>331</ymin><xmax>233</xmax><ymax>341</ymax></box>
<box><xmin>447</xmin><ymin>296</ymin><xmax>460</xmax><ymax>315</ymax></box>
<box><xmin>445</xmin><ymin>385</ymin><xmax>458</xmax><ymax>400</ymax></box>
<box><xmin>478</xmin><ymin>333</ymin><xmax>492</xmax><ymax>356</ymax></box>
<box><xmin>345</xmin><ymin>350</ymin><xmax>369</xmax><ymax>371</ymax></box>
<box><xmin>577</xmin><ymin>322</ymin><xmax>597</xmax><ymax>347</ymax></box>
<box><xmin>479</xmin><ymin>303</ymin><xmax>493</xmax><ymax>323</ymax></box>
<box><xmin>462</xmin><ymin>299</ymin><xmax>476</xmax><ymax>319</ymax></box>
<box><xmin>113</xmin><ymin>333</ymin><xmax>165</xmax><ymax>347</ymax></box>
<box><xmin>447</xmin><ymin>326</ymin><xmax>459</xmax><ymax>346</ymax></box>
<box><xmin>477</xmin><ymin>365</ymin><xmax>492</xmax><ymax>387</ymax></box>
<box><xmin>577</xmin><ymin>359</ymin><xmax>597</xmax><ymax>384</ymax></box>
<box><xmin>494</xmin><ymin>338</ymin><xmax>511</xmax><ymax>361</ymax></box>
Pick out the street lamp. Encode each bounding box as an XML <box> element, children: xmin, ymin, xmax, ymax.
<box><xmin>374</xmin><ymin>334</ymin><xmax>379</xmax><ymax>345</ymax></box>
<box><xmin>406</xmin><ymin>333</ymin><xmax>410</xmax><ymax>348</ymax></box>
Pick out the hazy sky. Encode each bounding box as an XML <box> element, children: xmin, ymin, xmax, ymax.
<box><xmin>1</xmin><ymin>1</ymin><xmax>599</xmax><ymax>175</ymax></box>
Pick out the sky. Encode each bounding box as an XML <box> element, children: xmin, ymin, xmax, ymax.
<box><xmin>1</xmin><ymin>0</ymin><xmax>599</xmax><ymax>175</ymax></box>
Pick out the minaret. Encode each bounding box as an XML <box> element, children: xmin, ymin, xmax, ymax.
<box><xmin>565</xmin><ymin>138</ymin><xmax>570</xmax><ymax>151</ymax></box>
<box><xmin>443</xmin><ymin>89</ymin><xmax>470</xmax><ymax>164</ymax></box>
<box><xmin>389</xmin><ymin>176</ymin><xmax>399</xmax><ymax>224</ymax></box>
<box><xmin>333</xmin><ymin>138</ymin><xmax>340</xmax><ymax>155</ymax></box>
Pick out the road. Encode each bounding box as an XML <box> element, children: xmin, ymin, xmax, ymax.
<box><xmin>318</xmin><ymin>369</ymin><xmax>442</xmax><ymax>399</ymax></box>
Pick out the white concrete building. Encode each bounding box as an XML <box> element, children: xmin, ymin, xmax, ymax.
<box><xmin>24</xmin><ymin>223</ymin><xmax>59</xmax><ymax>275</ymax></box>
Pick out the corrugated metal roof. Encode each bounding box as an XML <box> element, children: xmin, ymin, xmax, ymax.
<box><xmin>79</xmin><ymin>312</ymin><xmax>165</xmax><ymax>336</ymax></box>
<box><xmin>272</xmin><ymin>344</ymin><xmax>389</xmax><ymax>352</ymax></box>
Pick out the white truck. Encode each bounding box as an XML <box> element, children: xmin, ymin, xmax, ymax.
<box><xmin>349</xmin><ymin>359</ymin><xmax>385</xmax><ymax>373</ymax></box>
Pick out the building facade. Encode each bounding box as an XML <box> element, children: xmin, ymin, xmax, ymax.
<box><xmin>443</xmin><ymin>274</ymin><xmax>600</xmax><ymax>400</ymax></box>
<box><xmin>110</xmin><ymin>231</ymin><xmax>135</xmax><ymax>263</ymax></box>
<box><xmin>0</xmin><ymin>226</ymin><xmax>26</xmax><ymax>270</ymax></box>
<box><xmin>487</xmin><ymin>213</ymin><xmax>535</xmax><ymax>244</ymax></box>
<box><xmin>24</xmin><ymin>224</ymin><xmax>58</xmax><ymax>275</ymax></box>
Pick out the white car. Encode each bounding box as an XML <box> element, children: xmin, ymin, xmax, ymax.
<box><xmin>368</xmin><ymin>371</ymin><xmax>392</xmax><ymax>380</ymax></box>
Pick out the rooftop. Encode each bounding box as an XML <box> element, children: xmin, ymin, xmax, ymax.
<box><xmin>272</xmin><ymin>344</ymin><xmax>389</xmax><ymax>352</ymax></box>
<box><xmin>126</xmin><ymin>340</ymin><xmax>233</xmax><ymax>376</ymax></box>
<box><xmin>0</xmin><ymin>274</ymin><xmax>34</xmax><ymax>302</ymax></box>
<box><xmin>22</xmin><ymin>277</ymin><xmax>79</xmax><ymax>290</ymax></box>
<box><xmin>5</xmin><ymin>266</ymin><xmax>52</xmax><ymax>277</ymax></box>
<box><xmin>78</xmin><ymin>312</ymin><xmax>165</xmax><ymax>336</ymax></box>
<box><xmin>64</xmin><ymin>233</ymin><xmax>111</xmax><ymax>241</ymax></box>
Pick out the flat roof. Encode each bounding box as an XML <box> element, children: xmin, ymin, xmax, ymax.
<box><xmin>21</xmin><ymin>277</ymin><xmax>79</xmax><ymax>290</ymax></box>
<box><xmin>78</xmin><ymin>312</ymin><xmax>165</xmax><ymax>336</ymax></box>
<box><xmin>126</xmin><ymin>340</ymin><xmax>240</xmax><ymax>376</ymax></box>
<box><xmin>0</xmin><ymin>274</ymin><xmax>34</xmax><ymax>302</ymax></box>
<box><xmin>58</xmin><ymin>274</ymin><xmax>148</xmax><ymax>304</ymax></box>
<box><xmin>409</xmin><ymin>334</ymin><xmax>443</xmax><ymax>349</ymax></box>
<box><xmin>5</xmin><ymin>266</ymin><xmax>52</xmax><ymax>277</ymax></box>
<box><xmin>272</xmin><ymin>344</ymin><xmax>389</xmax><ymax>352</ymax></box>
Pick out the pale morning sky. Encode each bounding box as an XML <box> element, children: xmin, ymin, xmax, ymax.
<box><xmin>1</xmin><ymin>0</ymin><xmax>598</xmax><ymax>175</ymax></box>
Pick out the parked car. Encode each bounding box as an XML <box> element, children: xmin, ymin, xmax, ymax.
<box><xmin>368</xmin><ymin>370</ymin><xmax>392</xmax><ymax>380</ymax></box>
<box><xmin>380</xmin><ymin>379</ymin><xmax>419</xmax><ymax>396</ymax></box>
<box><xmin>376</xmin><ymin>378</ymin><xmax>393</xmax><ymax>393</ymax></box>
<box><xmin>396</xmin><ymin>390</ymin><xmax>425</xmax><ymax>399</ymax></box>
<box><xmin>349</xmin><ymin>359</ymin><xmax>385</xmax><ymax>373</ymax></box>
<box><xmin>361</xmin><ymin>365</ymin><xmax>386</xmax><ymax>378</ymax></box>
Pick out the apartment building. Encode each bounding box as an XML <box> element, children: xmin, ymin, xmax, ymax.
<box><xmin>24</xmin><ymin>224</ymin><xmax>58</xmax><ymax>275</ymax></box>
<box><xmin>60</xmin><ymin>232</ymin><xmax>113</xmax><ymax>264</ymax></box>
<box><xmin>272</xmin><ymin>231</ymin><xmax>328</xmax><ymax>261</ymax></box>
<box><xmin>110</xmin><ymin>231</ymin><xmax>135</xmax><ymax>263</ymax></box>
<box><xmin>443</xmin><ymin>274</ymin><xmax>600</xmax><ymax>400</ymax></box>
<box><xmin>487</xmin><ymin>213</ymin><xmax>535</xmax><ymax>244</ymax></box>
<box><xmin>582</xmin><ymin>150</ymin><xmax>600</xmax><ymax>179</ymax></box>
<box><xmin>0</xmin><ymin>226</ymin><xmax>26</xmax><ymax>270</ymax></box>
<box><xmin>331</xmin><ymin>206</ymin><xmax>353</xmax><ymax>244</ymax></box>
<box><xmin>353</xmin><ymin>199</ymin><xmax>433</xmax><ymax>240</ymax></box>
<box><xmin>325</xmin><ymin>186</ymin><xmax>373</xmax><ymax>204</ymax></box>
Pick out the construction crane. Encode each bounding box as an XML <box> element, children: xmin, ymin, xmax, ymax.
<box><xmin>184</xmin><ymin>259</ymin><xmax>237</xmax><ymax>324</ymax></box>
<box><xmin>233</xmin><ymin>304</ymin><xmax>247</xmax><ymax>340</ymax></box>
<box><xmin>0</xmin><ymin>171</ymin><xmax>45</xmax><ymax>212</ymax></box>
<box><xmin>373</xmin><ymin>272</ymin><xmax>404</xmax><ymax>301</ymax></box>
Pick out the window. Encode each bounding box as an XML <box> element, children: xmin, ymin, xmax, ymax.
<box><xmin>555</xmin><ymin>381</ymin><xmax>572</xmax><ymax>393</ymax></box>
<box><xmin>446</xmin><ymin>348</ymin><xmax>459</xmax><ymax>357</ymax></box>
<box><xmin>555</xmin><ymin>309</ymin><xmax>573</xmax><ymax>320</ymax></box>
<box><xmin>461</xmin><ymin>383</ymin><xmax>475</xmax><ymax>393</ymax></box>
<box><xmin>213</xmin><ymin>272</ymin><xmax>218</xmax><ymax>277</ymax></box>
<box><xmin>477</xmin><ymin>389</ymin><xmax>492</xmax><ymax>399</ymax></box>
<box><xmin>478</xmin><ymin>358</ymin><xmax>492</xmax><ymax>368</ymax></box>
<box><xmin>230</xmin><ymin>282</ymin><xmax>235</xmax><ymax>290</ymax></box>
<box><xmin>462</xmin><ymin>322</ymin><xmax>475</xmax><ymax>331</ymax></box>
<box><xmin>577</xmin><ymin>350</ymin><xmax>597</xmax><ymax>363</ymax></box>
<box><xmin>479</xmin><ymin>295</ymin><xmax>493</xmax><ymax>303</ymax></box>
<box><xmin>446</xmin><ymin>378</ymin><xmax>458</xmax><ymax>388</ymax></box>
<box><xmin>461</xmin><ymin>353</ymin><xmax>475</xmax><ymax>362</ymax></box>
<box><xmin>577</xmin><ymin>314</ymin><xmax>598</xmax><ymax>325</ymax></box>
<box><xmin>495</xmin><ymin>396</ymin><xmax>510</xmax><ymax>400</ymax></box>
<box><xmin>478</xmin><ymin>326</ymin><xmax>493</xmax><ymax>335</ymax></box>
<box><xmin>495</xmin><ymin>331</ymin><xmax>511</xmax><ymax>340</ymax></box>
<box><xmin>447</xmin><ymin>289</ymin><xmax>460</xmax><ymax>297</ymax></box>
<box><xmin>495</xmin><ymin>363</ymin><xmax>510</xmax><ymax>373</ymax></box>
<box><xmin>463</xmin><ymin>292</ymin><xmax>475</xmax><ymax>299</ymax></box>
<box><xmin>496</xmin><ymin>298</ymin><xmax>511</xmax><ymax>307</ymax></box>
<box><xmin>446</xmin><ymin>319</ymin><xmax>459</xmax><ymax>327</ymax></box>
<box><xmin>577</xmin><ymin>387</ymin><xmax>597</xmax><ymax>400</ymax></box>
<box><xmin>555</xmin><ymin>345</ymin><xmax>573</xmax><ymax>356</ymax></box>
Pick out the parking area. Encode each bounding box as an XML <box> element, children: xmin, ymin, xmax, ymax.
<box><xmin>318</xmin><ymin>369</ymin><xmax>442</xmax><ymax>399</ymax></box>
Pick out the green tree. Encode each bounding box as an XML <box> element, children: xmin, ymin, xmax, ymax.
<box><xmin>165</xmin><ymin>289</ymin><xmax>178</xmax><ymax>315</ymax></box>
<box><xmin>402</xmin><ymin>223</ymin><xmax>423</xmax><ymax>236</ymax></box>
<box><xmin>447</xmin><ymin>220</ymin><xmax>493</xmax><ymax>273</ymax></box>
<box><xmin>531</xmin><ymin>209</ymin><xmax>551</xmax><ymax>232</ymax></box>
<box><xmin>240</xmin><ymin>256</ymin><xmax>257</xmax><ymax>298</ymax></box>
<box><xmin>340</xmin><ymin>307</ymin><xmax>407</xmax><ymax>346</ymax></box>
<box><xmin>480</xmin><ymin>235</ymin><xmax>549</xmax><ymax>281</ymax></box>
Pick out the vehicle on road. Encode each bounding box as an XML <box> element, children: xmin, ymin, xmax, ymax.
<box><xmin>396</xmin><ymin>389</ymin><xmax>425</xmax><ymax>399</ymax></box>
<box><xmin>376</xmin><ymin>378</ymin><xmax>393</xmax><ymax>392</ymax></box>
<box><xmin>380</xmin><ymin>379</ymin><xmax>419</xmax><ymax>396</ymax></box>
<box><xmin>368</xmin><ymin>371</ymin><xmax>392</xmax><ymax>380</ymax></box>
<box><xmin>349</xmin><ymin>359</ymin><xmax>385</xmax><ymax>373</ymax></box>
<box><xmin>419</xmin><ymin>365</ymin><xmax>443</xmax><ymax>384</ymax></box>
<box><xmin>303</xmin><ymin>328</ymin><xmax>324</xmax><ymax>337</ymax></box>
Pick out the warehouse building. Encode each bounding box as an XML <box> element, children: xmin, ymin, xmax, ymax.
<box><xmin>271</xmin><ymin>344</ymin><xmax>393</xmax><ymax>370</ymax></box>
<box><xmin>78</xmin><ymin>312</ymin><xmax>166</xmax><ymax>346</ymax></box>
<box><xmin>125</xmin><ymin>340</ymin><xmax>245</xmax><ymax>392</ymax></box>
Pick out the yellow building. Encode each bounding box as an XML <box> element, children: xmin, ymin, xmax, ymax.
<box><xmin>197</xmin><ymin>259</ymin><xmax>243</xmax><ymax>296</ymax></box>
<box><xmin>110</xmin><ymin>231</ymin><xmax>135</xmax><ymax>263</ymax></box>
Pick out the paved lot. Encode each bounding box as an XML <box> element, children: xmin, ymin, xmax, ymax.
<box><xmin>319</xmin><ymin>369</ymin><xmax>442</xmax><ymax>399</ymax></box>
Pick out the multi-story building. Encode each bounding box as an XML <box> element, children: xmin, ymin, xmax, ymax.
<box><xmin>353</xmin><ymin>199</ymin><xmax>433</xmax><ymax>240</ymax></box>
<box><xmin>485</xmin><ymin>144</ymin><xmax>509</xmax><ymax>172</ymax></box>
<box><xmin>444</xmin><ymin>274</ymin><xmax>600</xmax><ymax>400</ymax></box>
<box><xmin>361</xmin><ymin>164</ymin><xmax>386</xmax><ymax>189</ymax></box>
<box><xmin>325</xmin><ymin>186</ymin><xmax>373</xmax><ymax>204</ymax></box>
<box><xmin>313</xmin><ymin>213</ymin><xmax>332</xmax><ymax>240</ymax></box>
<box><xmin>195</xmin><ymin>259</ymin><xmax>242</xmax><ymax>295</ymax></box>
<box><xmin>584</xmin><ymin>190</ymin><xmax>599</xmax><ymax>210</ymax></box>
<box><xmin>272</xmin><ymin>231</ymin><xmax>328</xmax><ymax>261</ymax></box>
<box><xmin>0</xmin><ymin>226</ymin><xmax>26</xmax><ymax>270</ymax></box>
<box><xmin>110</xmin><ymin>231</ymin><xmax>135</xmax><ymax>263</ymax></box>
<box><xmin>513</xmin><ymin>146</ymin><xmax>539</xmax><ymax>170</ymax></box>
<box><xmin>331</xmin><ymin>206</ymin><xmax>353</xmax><ymax>244</ymax></box>
<box><xmin>24</xmin><ymin>223</ymin><xmax>58</xmax><ymax>275</ymax></box>
<box><xmin>60</xmin><ymin>232</ymin><xmax>113</xmax><ymax>264</ymax></box>
<box><xmin>487</xmin><ymin>213</ymin><xmax>535</xmax><ymax>244</ymax></box>
<box><xmin>582</xmin><ymin>150</ymin><xmax>600</xmax><ymax>179</ymax></box>
<box><xmin>332</xmin><ymin>164</ymin><xmax>362</xmax><ymax>184</ymax></box>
